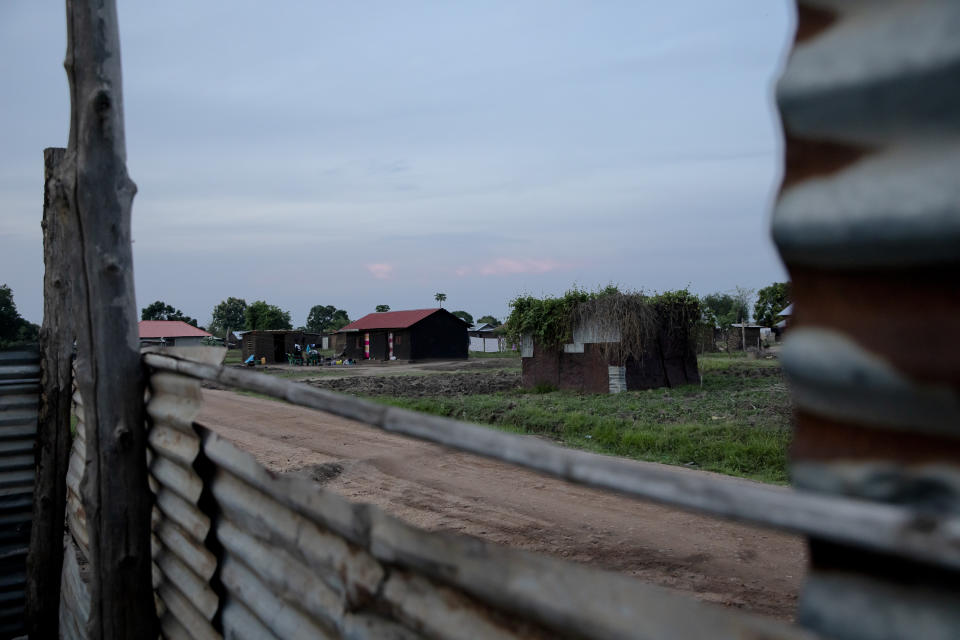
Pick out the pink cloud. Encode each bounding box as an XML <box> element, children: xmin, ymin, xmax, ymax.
<box><xmin>366</xmin><ymin>263</ymin><xmax>394</xmax><ymax>279</ymax></box>
<box><xmin>453</xmin><ymin>257</ymin><xmax>570</xmax><ymax>277</ymax></box>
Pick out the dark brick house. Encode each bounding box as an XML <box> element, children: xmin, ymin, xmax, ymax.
<box><xmin>522</xmin><ymin>317</ymin><xmax>699</xmax><ymax>394</ymax></box>
<box><xmin>333</xmin><ymin>308</ymin><xmax>469</xmax><ymax>361</ymax></box>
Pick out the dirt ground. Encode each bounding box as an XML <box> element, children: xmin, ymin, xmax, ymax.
<box><xmin>308</xmin><ymin>370</ymin><xmax>520</xmax><ymax>396</ymax></box>
<box><xmin>198</xmin><ymin>388</ymin><xmax>806</xmax><ymax>620</ymax></box>
<box><xmin>252</xmin><ymin>356</ymin><xmax>517</xmax><ymax>379</ymax></box>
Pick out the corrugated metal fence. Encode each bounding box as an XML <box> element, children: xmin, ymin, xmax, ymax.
<box><xmin>0</xmin><ymin>349</ymin><xmax>39</xmax><ymax>639</ymax></box>
<box><xmin>63</xmin><ymin>347</ymin><xmax>819</xmax><ymax>639</ymax></box>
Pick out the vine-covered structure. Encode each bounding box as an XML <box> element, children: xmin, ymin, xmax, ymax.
<box><xmin>508</xmin><ymin>289</ymin><xmax>700</xmax><ymax>393</ymax></box>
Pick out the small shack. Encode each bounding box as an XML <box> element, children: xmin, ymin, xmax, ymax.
<box><xmin>727</xmin><ymin>324</ymin><xmax>764</xmax><ymax>351</ymax></box>
<box><xmin>138</xmin><ymin>320</ymin><xmax>211</xmax><ymax>347</ymax></box>
<box><xmin>333</xmin><ymin>308</ymin><xmax>469</xmax><ymax>361</ymax></box>
<box><xmin>241</xmin><ymin>330</ymin><xmax>325</xmax><ymax>364</ymax></box>
<box><xmin>515</xmin><ymin>291</ymin><xmax>700</xmax><ymax>394</ymax></box>
<box><xmin>468</xmin><ymin>323</ymin><xmax>503</xmax><ymax>353</ymax></box>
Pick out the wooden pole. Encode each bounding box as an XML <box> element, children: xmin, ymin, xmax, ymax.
<box><xmin>63</xmin><ymin>1</ymin><xmax>157</xmax><ymax>637</ymax></box>
<box><xmin>25</xmin><ymin>147</ymin><xmax>75</xmax><ymax>638</ymax></box>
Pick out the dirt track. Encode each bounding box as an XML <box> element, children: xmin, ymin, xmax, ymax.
<box><xmin>198</xmin><ymin>388</ymin><xmax>805</xmax><ymax>620</ymax></box>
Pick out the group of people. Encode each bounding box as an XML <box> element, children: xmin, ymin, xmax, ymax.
<box><xmin>293</xmin><ymin>342</ymin><xmax>318</xmax><ymax>356</ymax></box>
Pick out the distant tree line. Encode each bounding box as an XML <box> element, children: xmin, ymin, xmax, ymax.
<box><xmin>0</xmin><ymin>284</ymin><xmax>39</xmax><ymax>348</ymax></box>
<box><xmin>134</xmin><ymin>282</ymin><xmax>788</xmax><ymax>345</ymax></box>
<box><xmin>142</xmin><ymin>297</ymin><xmax>350</xmax><ymax>336</ymax></box>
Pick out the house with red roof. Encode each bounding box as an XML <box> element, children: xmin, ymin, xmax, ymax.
<box><xmin>332</xmin><ymin>308</ymin><xmax>469</xmax><ymax>361</ymax></box>
<box><xmin>138</xmin><ymin>320</ymin><xmax>212</xmax><ymax>347</ymax></box>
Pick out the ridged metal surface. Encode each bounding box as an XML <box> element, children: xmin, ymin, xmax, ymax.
<box><xmin>143</xmin><ymin>347</ymin><xmax>221</xmax><ymax>640</ymax></box>
<box><xmin>133</xmin><ymin>347</ymin><xmax>819</xmax><ymax>639</ymax></box>
<box><xmin>774</xmin><ymin>0</ymin><xmax>960</xmax><ymax>268</ymax></box>
<box><xmin>774</xmin><ymin>2</ymin><xmax>960</xmax><ymax>639</ymax></box>
<box><xmin>61</xmin><ymin>363</ymin><xmax>90</xmax><ymax>637</ymax></box>
<box><xmin>0</xmin><ymin>348</ymin><xmax>39</xmax><ymax>638</ymax></box>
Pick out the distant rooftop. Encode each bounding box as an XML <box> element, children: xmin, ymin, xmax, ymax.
<box><xmin>340</xmin><ymin>308</ymin><xmax>467</xmax><ymax>331</ymax></box>
<box><xmin>138</xmin><ymin>320</ymin><xmax>211</xmax><ymax>339</ymax></box>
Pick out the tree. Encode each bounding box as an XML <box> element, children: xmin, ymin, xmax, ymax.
<box><xmin>0</xmin><ymin>284</ymin><xmax>21</xmax><ymax>341</ymax></box>
<box><xmin>209</xmin><ymin>297</ymin><xmax>247</xmax><ymax>336</ymax></box>
<box><xmin>0</xmin><ymin>284</ymin><xmax>38</xmax><ymax>346</ymax></box>
<box><xmin>305</xmin><ymin>305</ymin><xmax>350</xmax><ymax>333</ymax></box>
<box><xmin>451</xmin><ymin>310</ymin><xmax>473</xmax><ymax>326</ymax></box>
<box><xmin>732</xmin><ymin>287</ymin><xmax>754</xmax><ymax>324</ymax></box>
<box><xmin>245</xmin><ymin>301</ymin><xmax>292</xmax><ymax>330</ymax></box>
<box><xmin>476</xmin><ymin>315</ymin><xmax>501</xmax><ymax>328</ymax></box>
<box><xmin>375</xmin><ymin>304</ymin><xmax>391</xmax><ymax>313</ymax></box>
<box><xmin>700</xmin><ymin>292</ymin><xmax>749</xmax><ymax>328</ymax></box>
<box><xmin>140</xmin><ymin>300</ymin><xmax>198</xmax><ymax>326</ymax></box>
<box><xmin>434</xmin><ymin>292</ymin><xmax>447</xmax><ymax>307</ymax></box>
<box><xmin>754</xmin><ymin>282</ymin><xmax>791</xmax><ymax>328</ymax></box>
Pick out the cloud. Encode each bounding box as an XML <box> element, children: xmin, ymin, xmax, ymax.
<box><xmin>456</xmin><ymin>257</ymin><xmax>572</xmax><ymax>277</ymax></box>
<box><xmin>366</xmin><ymin>263</ymin><xmax>395</xmax><ymax>279</ymax></box>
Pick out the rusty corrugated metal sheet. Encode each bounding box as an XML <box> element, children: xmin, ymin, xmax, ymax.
<box><xmin>774</xmin><ymin>1</ymin><xmax>960</xmax><ymax>638</ymax></box>
<box><xmin>0</xmin><ymin>348</ymin><xmax>39</xmax><ymax>638</ymax></box>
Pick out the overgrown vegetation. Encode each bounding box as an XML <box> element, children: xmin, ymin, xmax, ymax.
<box><xmin>504</xmin><ymin>286</ymin><xmax>700</xmax><ymax>363</ymax></box>
<box><xmin>374</xmin><ymin>354</ymin><xmax>791</xmax><ymax>484</ymax></box>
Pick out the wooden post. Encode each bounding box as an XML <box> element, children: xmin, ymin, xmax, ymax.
<box><xmin>25</xmin><ymin>147</ymin><xmax>75</xmax><ymax>638</ymax></box>
<box><xmin>62</xmin><ymin>1</ymin><xmax>157</xmax><ymax>637</ymax></box>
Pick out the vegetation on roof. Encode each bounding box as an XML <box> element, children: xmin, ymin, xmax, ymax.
<box><xmin>503</xmin><ymin>286</ymin><xmax>700</xmax><ymax>361</ymax></box>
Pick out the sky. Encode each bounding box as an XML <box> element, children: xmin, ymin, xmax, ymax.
<box><xmin>1</xmin><ymin>1</ymin><xmax>795</xmax><ymax>327</ymax></box>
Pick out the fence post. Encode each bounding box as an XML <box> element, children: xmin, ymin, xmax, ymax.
<box><xmin>25</xmin><ymin>147</ymin><xmax>75</xmax><ymax>637</ymax></box>
<box><xmin>62</xmin><ymin>0</ymin><xmax>157</xmax><ymax>637</ymax></box>
<box><xmin>775</xmin><ymin>2</ymin><xmax>960</xmax><ymax>638</ymax></box>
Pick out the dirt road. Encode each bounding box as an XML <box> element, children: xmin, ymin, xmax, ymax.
<box><xmin>198</xmin><ymin>388</ymin><xmax>805</xmax><ymax>620</ymax></box>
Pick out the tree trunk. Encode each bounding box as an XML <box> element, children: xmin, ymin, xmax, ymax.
<box><xmin>25</xmin><ymin>147</ymin><xmax>76</xmax><ymax>638</ymax></box>
<box><xmin>63</xmin><ymin>1</ymin><xmax>157</xmax><ymax>637</ymax></box>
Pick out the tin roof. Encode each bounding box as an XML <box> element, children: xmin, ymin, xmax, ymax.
<box><xmin>339</xmin><ymin>308</ymin><xmax>460</xmax><ymax>331</ymax></box>
<box><xmin>138</xmin><ymin>320</ymin><xmax>212</xmax><ymax>339</ymax></box>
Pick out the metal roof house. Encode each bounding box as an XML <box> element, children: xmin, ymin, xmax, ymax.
<box><xmin>138</xmin><ymin>320</ymin><xmax>211</xmax><ymax>347</ymax></box>
<box><xmin>333</xmin><ymin>308</ymin><xmax>469</xmax><ymax>361</ymax></box>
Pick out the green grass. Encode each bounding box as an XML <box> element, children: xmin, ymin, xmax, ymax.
<box><xmin>224</xmin><ymin>349</ymin><xmax>243</xmax><ymax>365</ymax></box>
<box><xmin>371</xmin><ymin>355</ymin><xmax>792</xmax><ymax>484</ymax></box>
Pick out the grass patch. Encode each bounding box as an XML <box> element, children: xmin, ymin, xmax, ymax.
<box><xmin>370</xmin><ymin>355</ymin><xmax>792</xmax><ymax>484</ymax></box>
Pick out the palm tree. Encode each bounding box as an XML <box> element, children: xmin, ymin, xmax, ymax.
<box><xmin>434</xmin><ymin>292</ymin><xmax>447</xmax><ymax>307</ymax></box>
